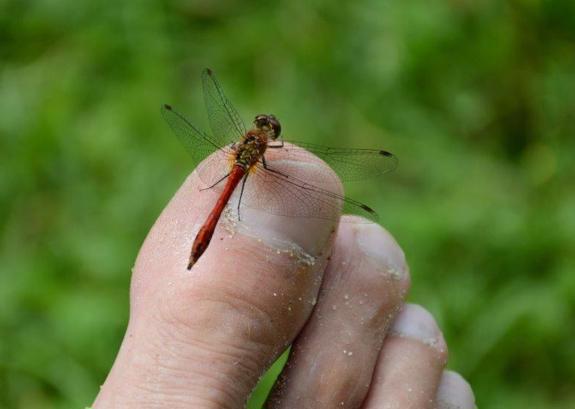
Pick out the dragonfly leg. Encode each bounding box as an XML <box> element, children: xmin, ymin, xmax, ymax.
<box><xmin>200</xmin><ymin>172</ymin><xmax>231</xmax><ymax>191</ymax></box>
<box><xmin>237</xmin><ymin>174</ymin><xmax>249</xmax><ymax>221</ymax></box>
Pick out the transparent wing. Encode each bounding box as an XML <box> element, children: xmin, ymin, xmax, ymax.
<box><xmin>225</xmin><ymin>154</ymin><xmax>378</xmax><ymax>221</ymax></box>
<box><xmin>161</xmin><ymin>104</ymin><xmax>228</xmax><ymax>164</ymax></box>
<box><xmin>274</xmin><ymin>141</ymin><xmax>398</xmax><ymax>182</ymax></box>
<box><xmin>201</xmin><ymin>141</ymin><xmax>397</xmax><ymax>222</ymax></box>
<box><xmin>202</xmin><ymin>68</ymin><xmax>247</xmax><ymax>143</ymax></box>
<box><xmin>244</xmin><ymin>161</ymin><xmax>379</xmax><ymax>221</ymax></box>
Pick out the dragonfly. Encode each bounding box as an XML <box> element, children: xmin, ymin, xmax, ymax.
<box><xmin>162</xmin><ymin>68</ymin><xmax>398</xmax><ymax>270</ymax></box>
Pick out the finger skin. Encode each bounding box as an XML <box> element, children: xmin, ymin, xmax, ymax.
<box><xmin>362</xmin><ymin>304</ymin><xmax>449</xmax><ymax>409</ymax></box>
<box><xmin>265</xmin><ymin>217</ymin><xmax>410</xmax><ymax>409</ymax></box>
<box><xmin>93</xmin><ymin>148</ymin><xmax>342</xmax><ymax>408</ymax></box>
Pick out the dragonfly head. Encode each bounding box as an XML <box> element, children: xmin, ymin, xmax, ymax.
<box><xmin>254</xmin><ymin>114</ymin><xmax>281</xmax><ymax>140</ymax></box>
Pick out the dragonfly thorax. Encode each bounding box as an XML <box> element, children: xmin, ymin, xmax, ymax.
<box><xmin>234</xmin><ymin>131</ymin><xmax>268</xmax><ymax>169</ymax></box>
<box><xmin>234</xmin><ymin>114</ymin><xmax>281</xmax><ymax>169</ymax></box>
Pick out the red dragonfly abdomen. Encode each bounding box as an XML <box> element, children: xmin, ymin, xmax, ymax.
<box><xmin>188</xmin><ymin>165</ymin><xmax>246</xmax><ymax>269</ymax></box>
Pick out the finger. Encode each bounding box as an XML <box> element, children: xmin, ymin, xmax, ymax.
<box><xmin>93</xmin><ymin>147</ymin><xmax>342</xmax><ymax>408</ymax></box>
<box><xmin>362</xmin><ymin>304</ymin><xmax>448</xmax><ymax>409</ymax></box>
<box><xmin>436</xmin><ymin>371</ymin><xmax>476</xmax><ymax>409</ymax></box>
<box><xmin>265</xmin><ymin>217</ymin><xmax>410</xmax><ymax>408</ymax></box>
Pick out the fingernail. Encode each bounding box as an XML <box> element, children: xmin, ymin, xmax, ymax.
<box><xmin>436</xmin><ymin>371</ymin><xmax>476</xmax><ymax>409</ymax></box>
<box><xmin>390</xmin><ymin>304</ymin><xmax>445</xmax><ymax>350</ymax></box>
<box><xmin>355</xmin><ymin>221</ymin><xmax>408</xmax><ymax>280</ymax></box>
<box><xmin>228</xmin><ymin>157</ymin><xmax>341</xmax><ymax>257</ymax></box>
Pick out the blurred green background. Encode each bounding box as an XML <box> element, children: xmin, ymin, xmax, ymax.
<box><xmin>1</xmin><ymin>0</ymin><xmax>574</xmax><ymax>407</ymax></box>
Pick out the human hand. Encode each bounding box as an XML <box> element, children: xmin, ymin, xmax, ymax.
<box><xmin>92</xmin><ymin>150</ymin><xmax>475</xmax><ymax>408</ymax></box>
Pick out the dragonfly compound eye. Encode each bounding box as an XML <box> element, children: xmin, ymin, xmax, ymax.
<box><xmin>268</xmin><ymin>115</ymin><xmax>281</xmax><ymax>139</ymax></box>
<box><xmin>254</xmin><ymin>114</ymin><xmax>268</xmax><ymax>128</ymax></box>
<box><xmin>254</xmin><ymin>114</ymin><xmax>281</xmax><ymax>139</ymax></box>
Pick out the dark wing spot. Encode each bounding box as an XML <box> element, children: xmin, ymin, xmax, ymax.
<box><xmin>380</xmin><ymin>150</ymin><xmax>393</xmax><ymax>157</ymax></box>
<box><xmin>164</xmin><ymin>104</ymin><xmax>173</xmax><ymax>110</ymax></box>
<box><xmin>360</xmin><ymin>203</ymin><xmax>375</xmax><ymax>214</ymax></box>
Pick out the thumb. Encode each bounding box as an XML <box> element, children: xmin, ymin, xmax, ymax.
<box><xmin>93</xmin><ymin>148</ymin><xmax>341</xmax><ymax>408</ymax></box>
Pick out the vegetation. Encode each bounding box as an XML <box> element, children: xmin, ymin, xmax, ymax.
<box><xmin>1</xmin><ymin>0</ymin><xmax>574</xmax><ymax>407</ymax></box>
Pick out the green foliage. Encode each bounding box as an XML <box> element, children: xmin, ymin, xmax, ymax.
<box><xmin>1</xmin><ymin>0</ymin><xmax>574</xmax><ymax>407</ymax></box>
